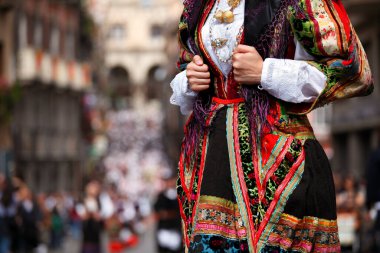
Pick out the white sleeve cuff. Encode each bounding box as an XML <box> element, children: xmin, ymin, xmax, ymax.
<box><xmin>170</xmin><ymin>70</ymin><xmax>198</xmax><ymax>115</ymax></box>
<box><xmin>260</xmin><ymin>58</ymin><xmax>326</xmax><ymax>103</ymax></box>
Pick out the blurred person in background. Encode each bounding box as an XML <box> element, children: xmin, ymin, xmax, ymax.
<box><xmin>105</xmin><ymin>210</ymin><xmax>123</xmax><ymax>253</ymax></box>
<box><xmin>36</xmin><ymin>193</ymin><xmax>51</xmax><ymax>253</ymax></box>
<box><xmin>115</xmin><ymin>195</ymin><xmax>139</xmax><ymax>250</ymax></box>
<box><xmin>355</xmin><ymin>178</ymin><xmax>370</xmax><ymax>253</ymax></box>
<box><xmin>0</xmin><ymin>174</ymin><xmax>17</xmax><ymax>253</ymax></box>
<box><xmin>102</xmin><ymin>186</ymin><xmax>124</xmax><ymax>253</ymax></box>
<box><xmin>69</xmin><ymin>197</ymin><xmax>83</xmax><ymax>240</ymax></box>
<box><xmin>154</xmin><ymin>174</ymin><xmax>182</xmax><ymax>253</ymax></box>
<box><xmin>81</xmin><ymin>181</ymin><xmax>103</xmax><ymax>253</ymax></box>
<box><xmin>15</xmin><ymin>186</ymin><xmax>41</xmax><ymax>253</ymax></box>
<box><xmin>366</xmin><ymin>132</ymin><xmax>380</xmax><ymax>252</ymax></box>
<box><xmin>170</xmin><ymin>0</ymin><xmax>373</xmax><ymax>251</ymax></box>
<box><xmin>337</xmin><ymin>176</ymin><xmax>361</xmax><ymax>252</ymax></box>
<box><xmin>81</xmin><ymin>208</ymin><xmax>103</xmax><ymax>253</ymax></box>
<box><xmin>333</xmin><ymin>171</ymin><xmax>344</xmax><ymax>196</ymax></box>
<box><xmin>49</xmin><ymin>206</ymin><xmax>64</xmax><ymax>250</ymax></box>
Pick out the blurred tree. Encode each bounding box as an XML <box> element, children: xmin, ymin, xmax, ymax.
<box><xmin>0</xmin><ymin>83</ymin><xmax>21</xmax><ymax>125</ymax></box>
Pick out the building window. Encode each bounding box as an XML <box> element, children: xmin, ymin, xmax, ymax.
<box><xmin>146</xmin><ymin>66</ymin><xmax>167</xmax><ymax>100</ymax></box>
<box><xmin>18</xmin><ymin>13</ymin><xmax>27</xmax><ymax>49</ymax></box>
<box><xmin>50</xmin><ymin>24</ymin><xmax>60</xmax><ymax>56</ymax></box>
<box><xmin>108</xmin><ymin>66</ymin><xmax>131</xmax><ymax>96</ymax></box>
<box><xmin>59</xmin><ymin>28</ymin><xmax>65</xmax><ymax>57</ymax></box>
<box><xmin>65</xmin><ymin>29</ymin><xmax>75</xmax><ymax>59</ymax></box>
<box><xmin>27</xmin><ymin>14</ymin><xmax>34</xmax><ymax>46</ymax></box>
<box><xmin>151</xmin><ymin>24</ymin><xmax>162</xmax><ymax>38</ymax></box>
<box><xmin>34</xmin><ymin>18</ymin><xmax>43</xmax><ymax>49</ymax></box>
<box><xmin>108</xmin><ymin>24</ymin><xmax>125</xmax><ymax>40</ymax></box>
<box><xmin>42</xmin><ymin>19</ymin><xmax>51</xmax><ymax>51</ymax></box>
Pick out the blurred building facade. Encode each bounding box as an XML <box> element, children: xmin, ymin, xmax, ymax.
<box><xmin>330</xmin><ymin>0</ymin><xmax>380</xmax><ymax>177</ymax></box>
<box><xmin>0</xmin><ymin>0</ymin><xmax>16</xmax><ymax>177</ymax></box>
<box><xmin>0</xmin><ymin>0</ymin><xmax>93</xmax><ymax>193</ymax></box>
<box><xmin>161</xmin><ymin>12</ymin><xmax>188</xmax><ymax>170</ymax></box>
<box><xmin>88</xmin><ymin>0</ymin><xmax>184</xmax><ymax>170</ymax></box>
<box><xmin>89</xmin><ymin>0</ymin><xmax>181</xmax><ymax>105</ymax></box>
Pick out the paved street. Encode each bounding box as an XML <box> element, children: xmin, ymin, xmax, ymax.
<box><xmin>123</xmin><ymin>226</ymin><xmax>157</xmax><ymax>253</ymax></box>
<box><xmin>49</xmin><ymin>236</ymin><xmax>80</xmax><ymax>253</ymax></box>
<box><xmin>50</xmin><ymin>224</ymin><xmax>157</xmax><ymax>253</ymax></box>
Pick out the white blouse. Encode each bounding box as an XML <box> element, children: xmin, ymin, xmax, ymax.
<box><xmin>170</xmin><ymin>0</ymin><xmax>326</xmax><ymax>115</ymax></box>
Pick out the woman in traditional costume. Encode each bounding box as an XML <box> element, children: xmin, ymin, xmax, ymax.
<box><xmin>169</xmin><ymin>0</ymin><xmax>373</xmax><ymax>252</ymax></box>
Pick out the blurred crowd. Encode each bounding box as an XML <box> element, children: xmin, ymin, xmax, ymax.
<box><xmin>335</xmin><ymin>169</ymin><xmax>380</xmax><ymax>253</ymax></box>
<box><xmin>103</xmin><ymin>106</ymin><xmax>170</xmax><ymax>201</ymax></box>
<box><xmin>0</xmin><ymin>173</ymin><xmax>74</xmax><ymax>253</ymax></box>
<box><xmin>3</xmin><ymin>169</ymin><xmax>380</xmax><ymax>253</ymax></box>
<box><xmin>0</xmin><ymin>174</ymin><xmax>174</xmax><ymax>253</ymax></box>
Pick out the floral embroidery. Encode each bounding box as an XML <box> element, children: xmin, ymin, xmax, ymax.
<box><xmin>193</xmin><ymin>195</ymin><xmax>247</xmax><ymax>240</ymax></box>
<box><xmin>188</xmin><ymin>195</ymin><xmax>248</xmax><ymax>253</ymax></box>
<box><xmin>189</xmin><ymin>234</ymin><xmax>249</xmax><ymax>253</ymax></box>
<box><xmin>264</xmin><ymin>213</ymin><xmax>340</xmax><ymax>252</ymax></box>
<box><xmin>237</xmin><ymin>104</ymin><xmax>303</xmax><ymax>230</ymax></box>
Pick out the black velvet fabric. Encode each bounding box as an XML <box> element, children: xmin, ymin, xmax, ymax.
<box><xmin>243</xmin><ymin>0</ymin><xmax>282</xmax><ymax>46</ymax></box>
<box><xmin>284</xmin><ymin>139</ymin><xmax>337</xmax><ymax>220</ymax></box>
<box><xmin>200</xmin><ymin>108</ymin><xmax>235</xmax><ymax>202</ymax></box>
<box><xmin>200</xmin><ymin>108</ymin><xmax>337</xmax><ymax>220</ymax></box>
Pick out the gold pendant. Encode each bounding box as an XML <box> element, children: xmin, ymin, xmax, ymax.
<box><xmin>213</xmin><ymin>0</ymin><xmax>241</xmax><ymax>24</ymax></box>
<box><xmin>223</xmin><ymin>10</ymin><xmax>234</xmax><ymax>23</ymax></box>
<box><xmin>214</xmin><ymin>10</ymin><xmax>235</xmax><ymax>23</ymax></box>
<box><xmin>228</xmin><ymin>0</ymin><xmax>241</xmax><ymax>9</ymax></box>
<box><xmin>214</xmin><ymin>10</ymin><xmax>224</xmax><ymax>22</ymax></box>
<box><xmin>211</xmin><ymin>38</ymin><xmax>228</xmax><ymax>48</ymax></box>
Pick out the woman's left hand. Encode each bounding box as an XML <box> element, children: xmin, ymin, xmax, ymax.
<box><xmin>232</xmin><ymin>45</ymin><xmax>263</xmax><ymax>85</ymax></box>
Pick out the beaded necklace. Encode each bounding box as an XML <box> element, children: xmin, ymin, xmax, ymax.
<box><xmin>209</xmin><ymin>0</ymin><xmax>244</xmax><ymax>63</ymax></box>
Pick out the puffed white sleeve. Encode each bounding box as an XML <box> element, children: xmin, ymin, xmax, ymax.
<box><xmin>259</xmin><ymin>40</ymin><xmax>327</xmax><ymax>103</ymax></box>
<box><xmin>170</xmin><ymin>70</ymin><xmax>198</xmax><ymax>115</ymax></box>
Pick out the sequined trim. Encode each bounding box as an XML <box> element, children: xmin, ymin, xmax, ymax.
<box><xmin>193</xmin><ymin>195</ymin><xmax>247</xmax><ymax>240</ymax></box>
<box><xmin>263</xmin><ymin>213</ymin><xmax>340</xmax><ymax>252</ymax></box>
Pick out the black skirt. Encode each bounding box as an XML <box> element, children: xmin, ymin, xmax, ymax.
<box><xmin>187</xmin><ymin>107</ymin><xmax>340</xmax><ymax>253</ymax></box>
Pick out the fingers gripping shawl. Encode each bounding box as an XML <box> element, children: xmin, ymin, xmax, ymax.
<box><xmin>285</xmin><ymin>0</ymin><xmax>374</xmax><ymax>114</ymax></box>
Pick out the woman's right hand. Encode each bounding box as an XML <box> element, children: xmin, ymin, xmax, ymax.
<box><xmin>186</xmin><ymin>55</ymin><xmax>210</xmax><ymax>92</ymax></box>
